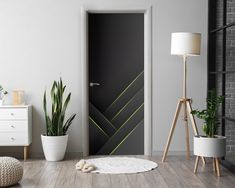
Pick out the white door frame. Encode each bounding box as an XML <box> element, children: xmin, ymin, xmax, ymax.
<box><xmin>81</xmin><ymin>6</ymin><xmax>152</xmax><ymax>156</ymax></box>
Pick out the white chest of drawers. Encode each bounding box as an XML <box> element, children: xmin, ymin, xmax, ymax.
<box><xmin>0</xmin><ymin>105</ymin><xmax>32</xmax><ymax>160</ymax></box>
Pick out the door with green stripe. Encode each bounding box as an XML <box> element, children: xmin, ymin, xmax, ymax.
<box><xmin>88</xmin><ymin>13</ymin><xmax>144</xmax><ymax>155</ymax></box>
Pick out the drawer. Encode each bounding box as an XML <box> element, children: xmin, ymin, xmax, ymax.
<box><xmin>0</xmin><ymin>108</ymin><xmax>28</xmax><ymax>120</ymax></box>
<box><xmin>0</xmin><ymin>132</ymin><xmax>29</xmax><ymax>146</ymax></box>
<box><xmin>0</xmin><ymin>121</ymin><xmax>28</xmax><ymax>132</ymax></box>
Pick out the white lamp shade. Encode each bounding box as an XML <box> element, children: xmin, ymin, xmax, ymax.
<box><xmin>171</xmin><ymin>32</ymin><xmax>201</xmax><ymax>56</ymax></box>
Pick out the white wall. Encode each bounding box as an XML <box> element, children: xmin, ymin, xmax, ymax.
<box><xmin>0</xmin><ymin>0</ymin><xmax>208</xmax><ymax>156</ymax></box>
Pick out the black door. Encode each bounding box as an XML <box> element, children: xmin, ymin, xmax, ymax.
<box><xmin>88</xmin><ymin>13</ymin><xmax>144</xmax><ymax>155</ymax></box>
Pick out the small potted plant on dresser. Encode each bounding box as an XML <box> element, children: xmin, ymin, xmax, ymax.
<box><xmin>0</xmin><ymin>85</ymin><xmax>8</xmax><ymax>106</ymax></box>
<box><xmin>192</xmin><ymin>90</ymin><xmax>225</xmax><ymax>176</ymax></box>
<box><xmin>41</xmin><ymin>78</ymin><xmax>76</xmax><ymax>161</ymax></box>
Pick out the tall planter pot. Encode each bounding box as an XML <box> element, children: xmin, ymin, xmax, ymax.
<box><xmin>194</xmin><ymin>135</ymin><xmax>226</xmax><ymax>158</ymax></box>
<box><xmin>41</xmin><ymin>134</ymin><xmax>68</xmax><ymax>161</ymax></box>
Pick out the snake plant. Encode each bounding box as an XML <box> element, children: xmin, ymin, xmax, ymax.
<box><xmin>43</xmin><ymin>78</ymin><xmax>76</xmax><ymax>136</ymax></box>
<box><xmin>192</xmin><ymin>90</ymin><xmax>224</xmax><ymax>138</ymax></box>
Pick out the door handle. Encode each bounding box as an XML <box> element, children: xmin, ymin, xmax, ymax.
<box><xmin>89</xmin><ymin>82</ymin><xmax>100</xmax><ymax>87</ymax></box>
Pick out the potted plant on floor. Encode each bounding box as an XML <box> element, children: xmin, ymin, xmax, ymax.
<box><xmin>192</xmin><ymin>90</ymin><xmax>226</xmax><ymax>161</ymax></box>
<box><xmin>0</xmin><ymin>85</ymin><xmax>8</xmax><ymax>106</ymax></box>
<box><xmin>41</xmin><ymin>78</ymin><xmax>76</xmax><ymax>161</ymax></box>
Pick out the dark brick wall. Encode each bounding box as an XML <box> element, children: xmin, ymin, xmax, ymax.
<box><xmin>212</xmin><ymin>0</ymin><xmax>235</xmax><ymax>153</ymax></box>
<box><xmin>226</xmin><ymin>0</ymin><xmax>235</xmax><ymax>153</ymax></box>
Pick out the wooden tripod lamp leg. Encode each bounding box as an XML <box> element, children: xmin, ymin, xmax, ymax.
<box><xmin>194</xmin><ymin>156</ymin><xmax>200</xmax><ymax>173</ymax></box>
<box><xmin>162</xmin><ymin>101</ymin><xmax>183</xmax><ymax>162</ymax></box>
<box><xmin>215</xmin><ymin>158</ymin><xmax>221</xmax><ymax>177</ymax></box>
<box><xmin>184</xmin><ymin>102</ymin><xmax>190</xmax><ymax>160</ymax></box>
<box><xmin>213</xmin><ymin>158</ymin><xmax>217</xmax><ymax>173</ymax></box>
<box><xmin>186</xmin><ymin>100</ymin><xmax>199</xmax><ymax>135</ymax></box>
<box><xmin>186</xmin><ymin>100</ymin><xmax>206</xmax><ymax>165</ymax></box>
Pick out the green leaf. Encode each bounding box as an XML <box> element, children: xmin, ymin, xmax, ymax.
<box><xmin>192</xmin><ymin>89</ymin><xmax>223</xmax><ymax>137</ymax></box>
<box><xmin>43</xmin><ymin>91</ymin><xmax>49</xmax><ymax>135</ymax></box>
<box><xmin>63</xmin><ymin>114</ymin><xmax>76</xmax><ymax>135</ymax></box>
<box><xmin>42</xmin><ymin>77</ymin><xmax>76</xmax><ymax>136</ymax></box>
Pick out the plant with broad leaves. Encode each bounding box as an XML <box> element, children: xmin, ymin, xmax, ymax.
<box><xmin>43</xmin><ymin>78</ymin><xmax>76</xmax><ymax>136</ymax></box>
<box><xmin>191</xmin><ymin>89</ymin><xmax>224</xmax><ymax>138</ymax></box>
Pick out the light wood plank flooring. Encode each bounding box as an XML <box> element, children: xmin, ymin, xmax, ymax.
<box><xmin>11</xmin><ymin>156</ymin><xmax>235</xmax><ymax>188</ymax></box>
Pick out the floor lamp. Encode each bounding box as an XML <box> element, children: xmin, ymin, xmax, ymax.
<box><xmin>162</xmin><ymin>32</ymin><xmax>205</xmax><ymax>163</ymax></box>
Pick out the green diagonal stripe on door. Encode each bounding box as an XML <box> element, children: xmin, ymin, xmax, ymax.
<box><xmin>111</xmin><ymin>87</ymin><xmax>144</xmax><ymax>129</ymax></box>
<box><xmin>111</xmin><ymin>87</ymin><xmax>144</xmax><ymax>121</ymax></box>
<box><xmin>89</xmin><ymin>117</ymin><xmax>109</xmax><ymax>138</ymax></box>
<box><xmin>89</xmin><ymin>103</ymin><xmax>117</xmax><ymax>137</ymax></box>
<box><xmin>114</xmin><ymin>103</ymin><xmax>144</xmax><ymax>131</ymax></box>
<box><xmin>109</xmin><ymin>119</ymin><xmax>144</xmax><ymax>155</ymax></box>
<box><xmin>105</xmin><ymin>71</ymin><xmax>144</xmax><ymax>116</ymax></box>
<box><xmin>96</xmin><ymin>104</ymin><xmax>144</xmax><ymax>155</ymax></box>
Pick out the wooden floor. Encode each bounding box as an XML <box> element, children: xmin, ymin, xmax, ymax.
<box><xmin>12</xmin><ymin>156</ymin><xmax>235</xmax><ymax>188</ymax></box>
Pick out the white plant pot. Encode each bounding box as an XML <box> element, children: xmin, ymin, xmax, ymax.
<box><xmin>41</xmin><ymin>134</ymin><xmax>68</xmax><ymax>161</ymax></box>
<box><xmin>194</xmin><ymin>135</ymin><xmax>226</xmax><ymax>158</ymax></box>
<box><xmin>0</xmin><ymin>99</ymin><xmax>3</xmax><ymax>106</ymax></box>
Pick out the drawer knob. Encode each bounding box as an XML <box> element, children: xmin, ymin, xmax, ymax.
<box><xmin>11</xmin><ymin>137</ymin><xmax>15</xmax><ymax>141</ymax></box>
<box><xmin>10</xmin><ymin>113</ymin><xmax>14</xmax><ymax>116</ymax></box>
<box><xmin>11</xmin><ymin>125</ymin><xmax>15</xmax><ymax>128</ymax></box>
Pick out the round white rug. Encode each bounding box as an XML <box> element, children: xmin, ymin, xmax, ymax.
<box><xmin>85</xmin><ymin>157</ymin><xmax>158</xmax><ymax>174</ymax></box>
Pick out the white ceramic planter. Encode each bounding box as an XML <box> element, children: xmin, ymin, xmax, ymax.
<box><xmin>194</xmin><ymin>135</ymin><xmax>226</xmax><ymax>158</ymax></box>
<box><xmin>0</xmin><ymin>99</ymin><xmax>3</xmax><ymax>106</ymax></box>
<box><xmin>41</xmin><ymin>134</ymin><xmax>68</xmax><ymax>161</ymax></box>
